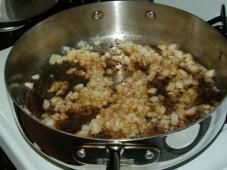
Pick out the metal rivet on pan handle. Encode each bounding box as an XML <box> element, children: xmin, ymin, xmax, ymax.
<box><xmin>92</xmin><ymin>11</ymin><xmax>103</xmax><ymax>20</ymax></box>
<box><xmin>77</xmin><ymin>149</ymin><xmax>86</xmax><ymax>158</ymax></box>
<box><xmin>145</xmin><ymin>11</ymin><xmax>156</xmax><ymax>19</ymax></box>
<box><xmin>145</xmin><ymin>150</ymin><xmax>154</xmax><ymax>160</ymax></box>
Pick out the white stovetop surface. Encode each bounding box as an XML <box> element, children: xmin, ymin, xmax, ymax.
<box><xmin>1</xmin><ymin>1</ymin><xmax>227</xmax><ymax>170</ymax></box>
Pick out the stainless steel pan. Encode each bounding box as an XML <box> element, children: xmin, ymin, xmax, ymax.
<box><xmin>4</xmin><ymin>1</ymin><xmax>227</xmax><ymax>170</ymax></box>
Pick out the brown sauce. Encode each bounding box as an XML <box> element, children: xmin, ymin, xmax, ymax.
<box><xmin>104</xmin><ymin>58</ymin><xmax>119</xmax><ymax>76</ymax></box>
<box><xmin>92</xmin><ymin>130</ymin><xmax>125</xmax><ymax>139</ymax></box>
<box><xmin>150</xmin><ymin>77</ymin><xmax>170</xmax><ymax>97</ymax></box>
<box><xmin>55</xmin><ymin>106</ymin><xmax>100</xmax><ymax>133</ymax></box>
<box><xmin>24</xmin><ymin>61</ymin><xmax>89</xmax><ymax>118</ymax></box>
<box><xmin>134</xmin><ymin>62</ymin><xmax>150</xmax><ymax>73</ymax></box>
<box><xmin>150</xmin><ymin>45</ymin><xmax>162</xmax><ymax>55</ymax></box>
<box><xmin>196</xmin><ymin>78</ymin><xmax>222</xmax><ymax>104</ymax></box>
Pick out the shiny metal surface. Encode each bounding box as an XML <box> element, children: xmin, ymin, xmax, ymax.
<box><xmin>145</xmin><ymin>150</ymin><xmax>154</xmax><ymax>160</ymax></box>
<box><xmin>0</xmin><ymin>25</ymin><xmax>24</xmax><ymax>32</ymax></box>
<box><xmin>145</xmin><ymin>10</ymin><xmax>156</xmax><ymax>19</ymax></box>
<box><xmin>107</xmin><ymin>146</ymin><xmax>121</xmax><ymax>170</ymax></box>
<box><xmin>0</xmin><ymin>0</ymin><xmax>57</xmax><ymax>23</ymax></box>
<box><xmin>92</xmin><ymin>10</ymin><xmax>103</xmax><ymax>20</ymax></box>
<box><xmin>71</xmin><ymin>143</ymin><xmax>160</xmax><ymax>165</ymax></box>
<box><xmin>4</xmin><ymin>1</ymin><xmax>227</xmax><ymax>169</ymax></box>
<box><xmin>76</xmin><ymin>149</ymin><xmax>86</xmax><ymax>158</ymax></box>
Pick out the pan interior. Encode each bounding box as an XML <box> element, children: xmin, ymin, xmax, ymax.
<box><xmin>4</xmin><ymin>1</ymin><xmax>227</xmax><ymax>139</ymax></box>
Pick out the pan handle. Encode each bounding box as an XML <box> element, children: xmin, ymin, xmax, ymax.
<box><xmin>72</xmin><ymin>144</ymin><xmax>160</xmax><ymax>168</ymax></box>
<box><xmin>163</xmin><ymin>116</ymin><xmax>212</xmax><ymax>155</ymax></box>
<box><xmin>106</xmin><ymin>146</ymin><xmax>121</xmax><ymax>170</ymax></box>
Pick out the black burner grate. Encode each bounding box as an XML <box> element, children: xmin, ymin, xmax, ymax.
<box><xmin>208</xmin><ymin>4</ymin><xmax>227</xmax><ymax>38</ymax></box>
<box><xmin>0</xmin><ymin>0</ymin><xmax>97</xmax><ymax>50</ymax></box>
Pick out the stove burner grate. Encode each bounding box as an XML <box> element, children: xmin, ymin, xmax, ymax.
<box><xmin>208</xmin><ymin>4</ymin><xmax>227</xmax><ymax>38</ymax></box>
<box><xmin>0</xmin><ymin>0</ymin><xmax>98</xmax><ymax>50</ymax></box>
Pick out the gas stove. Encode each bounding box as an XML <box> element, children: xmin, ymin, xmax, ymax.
<box><xmin>0</xmin><ymin>0</ymin><xmax>99</xmax><ymax>50</ymax></box>
<box><xmin>1</xmin><ymin>0</ymin><xmax>227</xmax><ymax>170</ymax></box>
